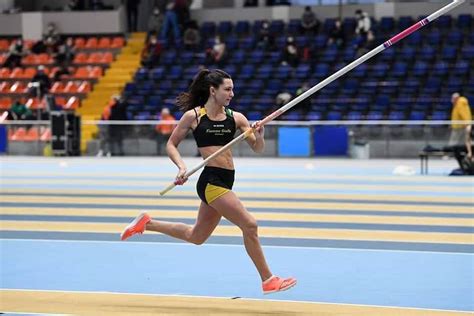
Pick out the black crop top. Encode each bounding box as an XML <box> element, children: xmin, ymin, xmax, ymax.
<box><xmin>192</xmin><ymin>107</ymin><xmax>236</xmax><ymax>148</ymax></box>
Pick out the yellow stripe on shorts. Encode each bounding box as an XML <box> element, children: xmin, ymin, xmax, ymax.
<box><xmin>205</xmin><ymin>183</ymin><xmax>230</xmax><ymax>204</ymax></box>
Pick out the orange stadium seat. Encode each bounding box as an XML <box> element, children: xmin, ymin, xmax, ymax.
<box><xmin>0</xmin><ymin>68</ymin><xmax>10</xmax><ymax>79</ymax></box>
<box><xmin>63</xmin><ymin>81</ymin><xmax>78</xmax><ymax>93</ymax></box>
<box><xmin>88</xmin><ymin>52</ymin><xmax>102</xmax><ymax>63</ymax></box>
<box><xmin>22</xmin><ymin>54</ymin><xmax>35</xmax><ymax>65</ymax></box>
<box><xmin>37</xmin><ymin>53</ymin><xmax>52</xmax><ymax>64</ymax></box>
<box><xmin>51</xmin><ymin>82</ymin><xmax>65</xmax><ymax>93</ymax></box>
<box><xmin>0</xmin><ymin>82</ymin><xmax>10</xmax><ymax>93</ymax></box>
<box><xmin>10</xmin><ymin>127</ymin><xmax>27</xmax><ymax>141</ymax></box>
<box><xmin>74</xmin><ymin>37</ymin><xmax>85</xmax><ymax>49</ymax></box>
<box><xmin>0</xmin><ymin>39</ymin><xmax>10</xmax><ymax>50</ymax></box>
<box><xmin>25</xmin><ymin>98</ymin><xmax>44</xmax><ymax>110</ymax></box>
<box><xmin>90</xmin><ymin>66</ymin><xmax>103</xmax><ymax>78</ymax></box>
<box><xmin>64</xmin><ymin>96</ymin><xmax>80</xmax><ymax>109</ymax></box>
<box><xmin>24</xmin><ymin>127</ymin><xmax>40</xmax><ymax>141</ymax></box>
<box><xmin>85</xmin><ymin>38</ymin><xmax>98</xmax><ymax>49</ymax></box>
<box><xmin>22</xmin><ymin>67</ymin><xmax>37</xmax><ymax>79</ymax></box>
<box><xmin>74</xmin><ymin>53</ymin><xmax>88</xmax><ymax>64</ymax></box>
<box><xmin>55</xmin><ymin>96</ymin><xmax>66</xmax><ymax>108</ymax></box>
<box><xmin>9</xmin><ymin>81</ymin><xmax>26</xmax><ymax>93</ymax></box>
<box><xmin>0</xmin><ymin>97</ymin><xmax>11</xmax><ymax>110</ymax></box>
<box><xmin>0</xmin><ymin>53</ymin><xmax>7</xmax><ymax>64</ymax></box>
<box><xmin>111</xmin><ymin>37</ymin><xmax>125</xmax><ymax>48</ymax></box>
<box><xmin>40</xmin><ymin>127</ymin><xmax>51</xmax><ymax>141</ymax></box>
<box><xmin>102</xmin><ymin>52</ymin><xmax>113</xmax><ymax>63</ymax></box>
<box><xmin>9</xmin><ymin>67</ymin><xmax>23</xmax><ymax>78</ymax></box>
<box><xmin>23</xmin><ymin>40</ymin><xmax>35</xmax><ymax>50</ymax></box>
<box><xmin>98</xmin><ymin>37</ymin><xmax>111</xmax><ymax>48</ymax></box>
<box><xmin>74</xmin><ymin>67</ymin><xmax>90</xmax><ymax>78</ymax></box>
<box><xmin>77</xmin><ymin>81</ymin><xmax>91</xmax><ymax>93</ymax></box>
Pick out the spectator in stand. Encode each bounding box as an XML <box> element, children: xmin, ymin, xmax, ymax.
<box><xmin>275</xmin><ymin>91</ymin><xmax>292</xmax><ymax>107</ymax></box>
<box><xmin>43</xmin><ymin>23</ymin><xmax>61</xmax><ymax>54</ymax></box>
<box><xmin>29</xmin><ymin>65</ymin><xmax>51</xmax><ymax>99</ymax></box>
<box><xmin>141</xmin><ymin>35</ymin><xmax>162</xmax><ymax>68</ymax></box>
<box><xmin>161</xmin><ymin>1</ymin><xmax>181</xmax><ymax>43</ymax></box>
<box><xmin>183</xmin><ymin>20</ymin><xmax>201</xmax><ymax>50</ymax></box>
<box><xmin>327</xmin><ymin>18</ymin><xmax>345</xmax><ymax>47</ymax></box>
<box><xmin>64</xmin><ymin>0</ymin><xmax>78</xmax><ymax>11</ymax></box>
<box><xmin>256</xmin><ymin>20</ymin><xmax>275</xmax><ymax>51</ymax></box>
<box><xmin>108</xmin><ymin>95</ymin><xmax>127</xmax><ymax>156</ymax></box>
<box><xmin>301</xmin><ymin>6</ymin><xmax>320</xmax><ymax>34</ymax></box>
<box><xmin>147</xmin><ymin>7</ymin><xmax>164</xmax><ymax>38</ymax></box>
<box><xmin>155</xmin><ymin>107</ymin><xmax>176</xmax><ymax>155</ymax></box>
<box><xmin>10</xmin><ymin>99</ymin><xmax>34</xmax><ymax>121</ymax></box>
<box><xmin>174</xmin><ymin>0</ymin><xmax>191</xmax><ymax>28</ymax></box>
<box><xmin>125</xmin><ymin>0</ymin><xmax>140</xmax><ymax>32</ymax></box>
<box><xmin>4</xmin><ymin>39</ymin><xmax>28</xmax><ymax>69</ymax></box>
<box><xmin>281</xmin><ymin>36</ymin><xmax>299</xmax><ymax>67</ymax></box>
<box><xmin>355</xmin><ymin>30</ymin><xmax>376</xmax><ymax>57</ymax></box>
<box><xmin>55</xmin><ymin>37</ymin><xmax>76</xmax><ymax>66</ymax></box>
<box><xmin>355</xmin><ymin>9</ymin><xmax>371</xmax><ymax>42</ymax></box>
<box><xmin>205</xmin><ymin>35</ymin><xmax>226</xmax><ymax>66</ymax></box>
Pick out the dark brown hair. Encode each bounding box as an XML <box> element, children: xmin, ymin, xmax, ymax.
<box><xmin>176</xmin><ymin>69</ymin><xmax>231</xmax><ymax>112</ymax></box>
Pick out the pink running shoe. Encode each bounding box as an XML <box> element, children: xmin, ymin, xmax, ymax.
<box><xmin>262</xmin><ymin>276</ymin><xmax>297</xmax><ymax>294</ymax></box>
<box><xmin>120</xmin><ymin>212</ymin><xmax>151</xmax><ymax>241</ymax></box>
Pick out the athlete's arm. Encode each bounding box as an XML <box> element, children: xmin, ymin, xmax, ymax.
<box><xmin>234</xmin><ymin>112</ymin><xmax>265</xmax><ymax>154</ymax></box>
<box><xmin>166</xmin><ymin>110</ymin><xmax>195</xmax><ymax>184</ymax></box>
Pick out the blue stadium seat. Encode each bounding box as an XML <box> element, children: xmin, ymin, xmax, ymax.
<box><xmin>412</xmin><ymin>61</ymin><xmax>429</xmax><ymax>76</ymax></box>
<box><xmin>457</xmin><ymin>14</ymin><xmax>472</xmax><ymax>29</ymax></box>
<box><xmin>431</xmin><ymin>111</ymin><xmax>449</xmax><ymax>120</ymax></box>
<box><xmin>446</xmin><ymin>30</ymin><xmax>463</xmax><ymax>46</ymax></box>
<box><xmin>392</xmin><ymin>62</ymin><xmax>408</xmax><ymax>77</ymax></box>
<box><xmin>380</xmin><ymin>17</ymin><xmax>394</xmax><ymax>32</ymax></box>
<box><xmin>388</xmin><ymin>111</ymin><xmax>405</xmax><ymax>121</ymax></box>
<box><xmin>432</xmin><ymin>61</ymin><xmax>449</xmax><ymax>76</ymax></box>
<box><xmin>217</xmin><ymin>21</ymin><xmax>233</xmax><ymax>35</ymax></box>
<box><xmin>441</xmin><ymin>46</ymin><xmax>457</xmax><ymax>61</ymax></box>
<box><xmin>453</xmin><ymin>60</ymin><xmax>469</xmax><ymax>76</ymax></box>
<box><xmin>366</xmin><ymin>111</ymin><xmax>384</xmax><ymax>120</ymax></box>
<box><xmin>235</xmin><ymin>20</ymin><xmax>250</xmax><ymax>36</ymax></box>
<box><xmin>409</xmin><ymin>111</ymin><xmax>426</xmax><ymax>120</ymax></box>
<box><xmin>326</xmin><ymin>111</ymin><xmax>342</xmax><ymax>120</ymax></box>
<box><xmin>346</xmin><ymin>111</ymin><xmax>363</xmax><ymax>121</ymax></box>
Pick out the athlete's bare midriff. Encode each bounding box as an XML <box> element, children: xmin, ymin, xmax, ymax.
<box><xmin>199</xmin><ymin>146</ymin><xmax>234</xmax><ymax>170</ymax></box>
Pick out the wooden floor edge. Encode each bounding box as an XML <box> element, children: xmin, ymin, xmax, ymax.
<box><xmin>0</xmin><ymin>289</ymin><xmax>470</xmax><ymax>316</ymax></box>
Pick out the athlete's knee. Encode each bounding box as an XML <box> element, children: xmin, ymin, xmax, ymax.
<box><xmin>241</xmin><ymin>217</ymin><xmax>258</xmax><ymax>236</ymax></box>
<box><xmin>188</xmin><ymin>230</ymin><xmax>208</xmax><ymax>245</ymax></box>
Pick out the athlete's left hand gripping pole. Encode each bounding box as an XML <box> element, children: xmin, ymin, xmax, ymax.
<box><xmin>159</xmin><ymin>0</ymin><xmax>465</xmax><ymax>196</ymax></box>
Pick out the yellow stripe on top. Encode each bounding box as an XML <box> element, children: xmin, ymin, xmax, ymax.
<box><xmin>199</xmin><ymin>107</ymin><xmax>207</xmax><ymax>118</ymax></box>
<box><xmin>205</xmin><ymin>183</ymin><xmax>230</xmax><ymax>204</ymax></box>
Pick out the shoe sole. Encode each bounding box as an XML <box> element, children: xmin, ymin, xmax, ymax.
<box><xmin>263</xmin><ymin>280</ymin><xmax>297</xmax><ymax>295</ymax></box>
<box><xmin>120</xmin><ymin>212</ymin><xmax>148</xmax><ymax>240</ymax></box>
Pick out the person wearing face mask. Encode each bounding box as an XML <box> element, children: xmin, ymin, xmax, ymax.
<box><xmin>257</xmin><ymin>20</ymin><xmax>275</xmax><ymax>51</ymax></box>
<box><xmin>281</xmin><ymin>36</ymin><xmax>299</xmax><ymax>67</ymax></box>
<box><xmin>121</xmin><ymin>69</ymin><xmax>297</xmax><ymax>295</ymax></box>
<box><xmin>141</xmin><ymin>35</ymin><xmax>162</xmax><ymax>68</ymax></box>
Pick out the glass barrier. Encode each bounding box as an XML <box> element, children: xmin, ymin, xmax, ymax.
<box><xmin>2</xmin><ymin>120</ymin><xmax>467</xmax><ymax>160</ymax></box>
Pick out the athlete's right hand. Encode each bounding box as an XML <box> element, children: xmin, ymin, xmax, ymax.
<box><xmin>175</xmin><ymin>168</ymin><xmax>188</xmax><ymax>185</ymax></box>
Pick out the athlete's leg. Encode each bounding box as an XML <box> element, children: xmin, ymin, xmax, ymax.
<box><xmin>209</xmin><ymin>191</ymin><xmax>272</xmax><ymax>281</ymax></box>
<box><xmin>145</xmin><ymin>201</ymin><xmax>221</xmax><ymax>245</ymax></box>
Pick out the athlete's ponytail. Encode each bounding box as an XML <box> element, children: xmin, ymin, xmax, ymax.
<box><xmin>176</xmin><ymin>69</ymin><xmax>231</xmax><ymax>112</ymax></box>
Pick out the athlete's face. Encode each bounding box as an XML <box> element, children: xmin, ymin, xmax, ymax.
<box><xmin>211</xmin><ymin>78</ymin><xmax>234</xmax><ymax>106</ymax></box>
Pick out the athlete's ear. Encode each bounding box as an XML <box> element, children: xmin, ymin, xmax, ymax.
<box><xmin>210</xmin><ymin>87</ymin><xmax>216</xmax><ymax>96</ymax></box>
